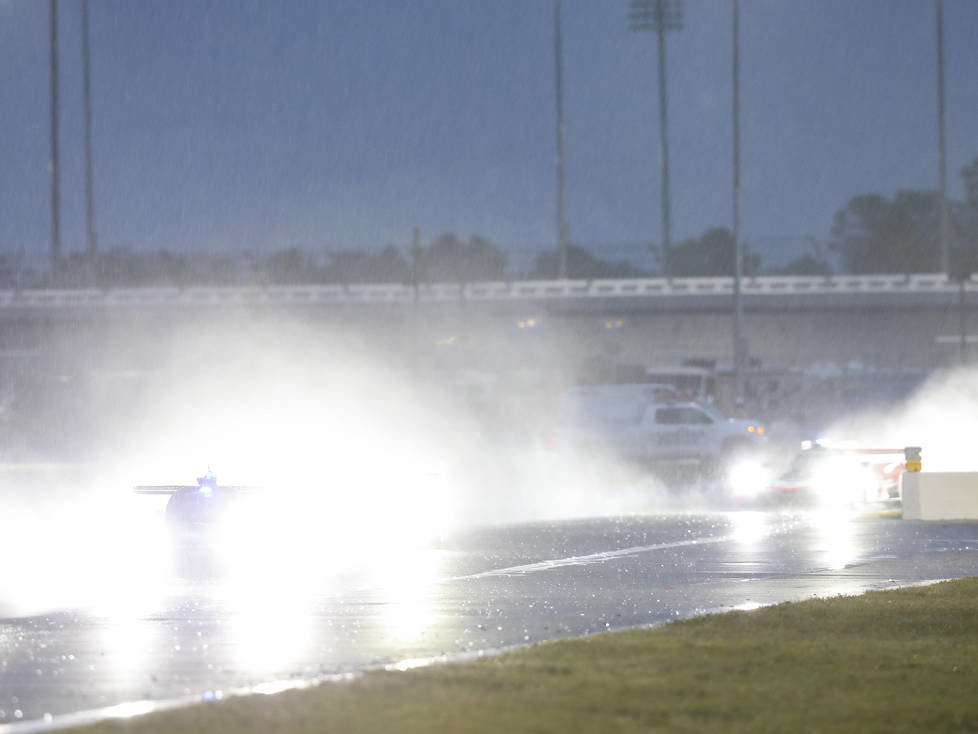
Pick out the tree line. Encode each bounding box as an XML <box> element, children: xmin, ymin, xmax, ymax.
<box><xmin>6</xmin><ymin>154</ymin><xmax>977</xmax><ymax>288</ymax></box>
<box><xmin>829</xmin><ymin>156</ymin><xmax>978</xmax><ymax>277</ymax></box>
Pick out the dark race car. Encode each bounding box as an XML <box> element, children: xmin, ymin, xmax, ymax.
<box><xmin>135</xmin><ymin>470</ymin><xmax>252</xmax><ymax>543</ymax></box>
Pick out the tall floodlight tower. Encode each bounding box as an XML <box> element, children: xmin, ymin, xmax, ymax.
<box><xmin>82</xmin><ymin>0</ymin><xmax>98</xmax><ymax>258</ymax></box>
<box><xmin>49</xmin><ymin>0</ymin><xmax>61</xmax><ymax>271</ymax></box>
<box><xmin>732</xmin><ymin>0</ymin><xmax>746</xmax><ymax>402</ymax></box>
<box><xmin>554</xmin><ymin>0</ymin><xmax>570</xmax><ymax>279</ymax></box>
<box><xmin>936</xmin><ymin>0</ymin><xmax>950</xmax><ymax>276</ymax></box>
<box><xmin>629</xmin><ymin>0</ymin><xmax>683</xmax><ymax>278</ymax></box>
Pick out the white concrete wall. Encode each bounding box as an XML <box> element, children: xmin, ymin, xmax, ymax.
<box><xmin>901</xmin><ymin>472</ymin><xmax>978</xmax><ymax>520</ymax></box>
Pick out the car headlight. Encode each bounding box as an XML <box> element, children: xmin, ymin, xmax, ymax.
<box><xmin>728</xmin><ymin>459</ymin><xmax>768</xmax><ymax>498</ymax></box>
<box><xmin>811</xmin><ymin>460</ymin><xmax>874</xmax><ymax>504</ymax></box>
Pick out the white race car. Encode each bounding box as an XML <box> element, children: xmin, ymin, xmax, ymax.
<box><xmin>730</xmin><ymin>441</ymin><xmax>906</xmax><ymax>507</ymax></box>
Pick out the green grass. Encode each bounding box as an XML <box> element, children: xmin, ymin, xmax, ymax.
<box><xmin>78</xmin><ymin>578</ymin><xmax>978</xmax><ymax>734</ymax></box>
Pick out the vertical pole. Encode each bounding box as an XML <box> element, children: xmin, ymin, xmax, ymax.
<box><xmin>411</xmin><ymin>226</ymin><xmax>423</xmax><ymax>300</ymax></box>
<box><xmin>410</xmin><ymin>227</ymin><xmax>423</xmax><ymax>372</ymax></box>
<box><xmin>960</xmin><ymin>278</ymin><xmax>967</xmax><ymax>365</ymax></box>
<box><xmin>656</xmin><ymin>0</ymin><xmax>672</xmax><ymax>279</ymax></box>
<box><xmin>937</xmin><ymin>0</ymin><xmax>950</xmax><ymax>276</ymax></box>
<box><xmin>554</xmin><ymin>0</ymin><xmax>569</xmax><ymax>280</ymax></box>
<box><xmin>49</xmin><ymin>0</ymin><xmax>61</xmax><ymax>273</ymax></box>
<box><xmin>82</xmin><ymin>0</ymin><xmax>98</xmax><ymax>259</ymax></box>
<box><xmin>732</xmin><ymin>0</ymin><xmax>744</xmax><ymax>402</ymax></box>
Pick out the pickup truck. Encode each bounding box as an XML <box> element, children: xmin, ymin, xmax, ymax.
<box><xmin>559</xmin><ymin>385</ymin><xmax>766</xmax><ymax>469</ymax></box>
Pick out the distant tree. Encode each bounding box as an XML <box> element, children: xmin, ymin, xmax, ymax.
<box><xmin>259</xmin><ymin>247</ymin><xmax>323</xmax><ymax>284</ymax></box>
<box><xmin>774</xmin><ymin>254</ymin><xmax>832</xmax><ymax>276</ymax></box>
<box><xmin>530</xmin><ymin>244</ymin><xmax>646</xmax><ymax>279</ymax></box>
<box><xmin>957</xmin><ymin>157</ymin><xmax>978</xmax><ymax>279</ymax></box>
<box><xmin>829</xmin><ymin>190</ymin><xmax>941</xmax><ymax>274</ymax></box>
<box><xmin>668</xmin><ymin>227</ymin><xmax>760</xmax><ymax>277</ymax></box>
<box><xmin>423</xmin><ymin>234</ymin><xmax>462</xmax><ymax>281</ymax></box>
<box><xmin>464</xmin><ymin>235</ymin><xmax>507</xmax><ymax>280</ymax></box>
<box><xmin>422</xmin><ymin>234</ymin><xmax>507</xmax><ymax>282</ymax></box>
<box><xmin>92</xmin><ymin>251</ymin><xmax>133</xmax><ymax>286</ymax></box>
<box><xmin>325</xmin><ymin>251</ymin><xmax>373</xmax><ymax>283</ymax></box>
<box><xmin>144</xmin><ymin>250</ymin><xmax>193</xmax><ymax>286</ymax></box>
<box><xmin>325</xmin><ymin>246</ymin><xmax>411</xmax><ymax>283</ymax></box>
<box><xmin>0</xmin><ymin>255</ymin><xmax>19</xmax><ymax>287</ymax></box>
<box><xmin>962</xmin><ymin>157</ymin><xmax>978</xmax><ymax>211</ymax></box>
<box><xmin>44</xmin><ymin>248</ymin><xmax>201</xmax><ymax>288</ymax></box>
<box><xmin>373</xmin><ymin>245</ymin><xmax>412</xmax><ymax>282</ymax></box>
<box><xmin>197</xmin><ymin>254</ymin><xmax>249</xmax><ymax>285</ymax></box>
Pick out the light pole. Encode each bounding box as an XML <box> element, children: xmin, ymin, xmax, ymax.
<box><xmin>49</xmin><ymin>0</ymin><xmax>61</xmax><ymax>273</ymax></box>
<box><xmin>732</xmin><ymin>0</ymin><xmax>746</xmax><ymax>402</ymax></box>
<box><xmin>629</xmin><ymin>0</ymin><xmax>683</xmax><ymax>278</ymax></box>
<box><xmin>82</xmin><ymin>0</ymin><xmax>98</xmax><ymax>260</ymax></box>
<box><xmin>554</xmin><ymin>0</ymin><xmax>569</xmax><ymax>279</ymax></box>
<box><xmin>936</xmin><ymin>0</ymin><xmax>950</xmax><ymax>277</ymax></box>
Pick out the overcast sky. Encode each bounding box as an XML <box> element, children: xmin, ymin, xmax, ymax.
<box><xmin>2</xmin><ymin>0</ymin><xmax>977</xmax><ymax>271</ymax></box>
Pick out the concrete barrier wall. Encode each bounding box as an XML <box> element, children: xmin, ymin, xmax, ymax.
<box><xmin>901</xmin><ymin>472</ymin><xmax>978</xmax><ymax>520</ymax></box>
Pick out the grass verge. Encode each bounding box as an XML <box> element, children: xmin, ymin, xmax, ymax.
<box><xmin>77</xmin><ymin>578</ymin><xmax>978</xmax><ymax>734</ymax></box>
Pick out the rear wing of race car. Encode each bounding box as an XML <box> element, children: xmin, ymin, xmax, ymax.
<box><xmin>800</xmin><ymin>439</ymin><xmax>905</xmax><ymax>455</ymax></box>
<box><xmin>134</xmin><ymin>485</ymin><xmax>192</xmax><ymax>495</ymax></box>
<box><xmin>134</xmin><ymin>485</ymin><xmax>258</xmax><ymax>495</ymax></box>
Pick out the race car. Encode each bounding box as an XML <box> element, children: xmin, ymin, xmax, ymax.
<box><xmin>134</xmin><ymin>470</ymin><xmax>253</xmax><ymax>541</ymax></box>
<box><xmin>729</xmin><ymin>440</ymin><xmax>906</xmax><ymax>507</ymax></box>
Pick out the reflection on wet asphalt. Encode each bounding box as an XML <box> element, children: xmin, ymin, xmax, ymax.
<box><xmin>2</xmin><ymin>511</ymin><xmax>977</xmax><ymax>728</ymax></box>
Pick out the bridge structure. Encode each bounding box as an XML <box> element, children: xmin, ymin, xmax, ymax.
<box><xmin>0</xmin><ymin>271</ymin><xmax>972</xmax><ymax>311</ymax></box>
<box><xmin>0</xmin><ymin>272</ymin><xmax>972</xmax><ymax>457</ymax></box>
<box><xmin>0</xmin><ymin>273</ymin><xmax>973</xmax><ymax>371</ymax></box>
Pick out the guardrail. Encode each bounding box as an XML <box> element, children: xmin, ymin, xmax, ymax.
<box><xmin>0</xmin><ymin>273</ymin><xmax>974</xmax><ymax>309</ymax></box>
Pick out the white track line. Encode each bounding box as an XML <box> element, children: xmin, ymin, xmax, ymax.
<box><xmin>449</xmin><ymin>534</ymin><xmax>739</xmax><ymax>581</ymax></box>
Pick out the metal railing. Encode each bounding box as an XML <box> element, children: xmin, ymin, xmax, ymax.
<box><xmin>0</xmin><ymin>273</ymin><xmax>973</xmax><ymax>309</ymax></box>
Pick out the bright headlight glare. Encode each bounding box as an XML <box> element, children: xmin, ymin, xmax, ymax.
<box><xmin>813</xmin><ymin>462</ymin><xmax>847</xmax><ymax>495</ymax></box>
<box><xmin>728</xmin><ymin>460</ymin><xmax>768</xmax><ymax>498</ymax></box>
<box><xmin>811</xmin><ymin>458</ymin><xmax>873</xmax><ymax>504</ymax></box>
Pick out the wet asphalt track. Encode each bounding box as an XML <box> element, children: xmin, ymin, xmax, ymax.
<box><xmin>2</xmin><ymin>510</ymin><xmax>978</xmax><ymax>732</ymax></box>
